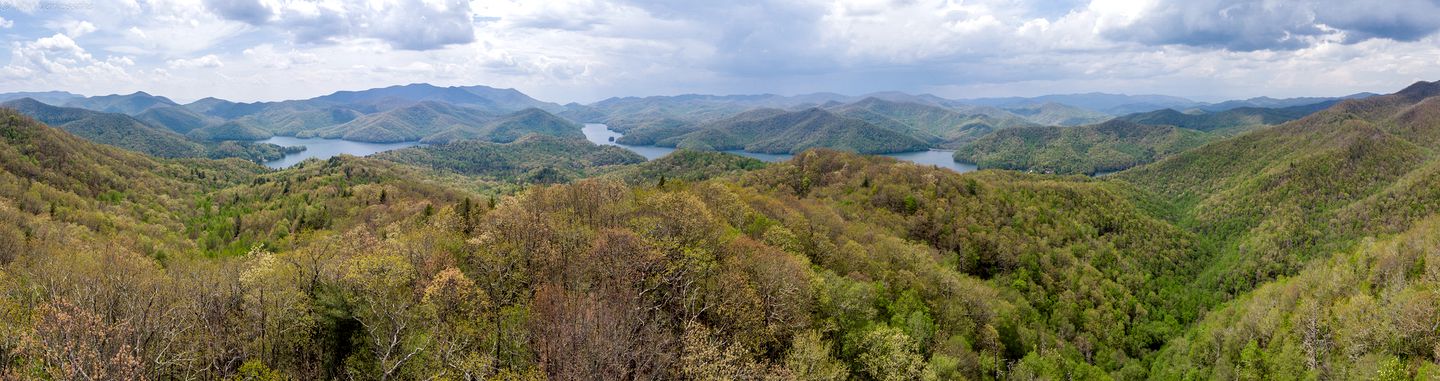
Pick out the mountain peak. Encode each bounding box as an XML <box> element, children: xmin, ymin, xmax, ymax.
<box><xmin>1396</xmin><ymin>80</ymin><xmax>1440</xmax><ymax>101</ymax></box>
<box><xmin>1</xmin><ymin>97</ymin><xmax>49</xmax><ymax>108</ymax></box>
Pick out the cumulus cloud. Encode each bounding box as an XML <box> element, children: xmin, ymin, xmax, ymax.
<box><xmin>61</xmin><ymin>20</ymin><xmax>97</xmax><ymax>37</ymax></box>
<box><xmin>1101</xmin><ymin>0</ymin><xmax>1440</xmax><ymax>51</ymax></box>
<box><xmin>1</xmin><ymin>33</ymin><xmax>132</xmax><ymax>84</ymax></box>
<box><xmin>203</xmin><ymin>0</ymin><xmax>476</xmax><ymax>50</ymax></box>
<box><xmin>8</xmin><ymin>0</ymin><xmax>1440</xmax><ymax>103</ymax></box>
<box><xmin>167</xmin><ymin>54</ymin><xmax>224</xmax><ymax>69</ymax></box>
<box><xmin>0</xmin><ymin>16</ymin><xmax>13</xmax><ymax>29</ymax></box>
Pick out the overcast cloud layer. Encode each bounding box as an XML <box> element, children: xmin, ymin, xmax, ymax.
<box><xmin>1</xmin><ymin>0</ymin><xmax>1439</xmax><ymax>103</ymax></box>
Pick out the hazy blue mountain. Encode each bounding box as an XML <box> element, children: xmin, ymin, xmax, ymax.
<box><xmin>1001</xmin><ymin>102</ymin><xmax>1112</xmax><ymax>126</ymax></box>
<box><xmin>187</xmin><ymin>120</ymin><xmax>274</xmax><ymax>141</ymax></box>
<box><xmin>558</xmin><ymin>102</ymin><xmax>607</xmax><ymax>123</ymax></box>
<box><xmin>308</xmin><ymin>101</ymin><xmax>496</xmax><ymax>143</ymax></box>
<box><xmin>0</xmin><ymin>91</ymin><xmax>83</xmax><ymax>105</ymax></box>
<box><xmin>184</xmin><ymin>97</ymin><xmax>275</xmax><ymax>119</ymax></box>
<box><xmin>956</xmin><ymin>93</ymin><xmax>1203</xmax><ymax>115</ymax></box>
<box><xmin>309</xmin><ymin>83</ymin><xmax>561</xmax><ymax>113</ymax></box>
<box><xmin>1195</xmin><ymin>93</ymin><xmax>1378</xmax><ymax>112</ymax></box>
<box><xmin>588</xmin><ymin>94</ymin><xmax>802</xmax><ymax>124</ymax></box>
<box><xmin>1117</xmin><ymin>101</ymin><xmax>1339</xmax><ymax>134</ymax></box>
<box><xmin>135</xmin><ymin>105</ymin><xmax>220</xmax><ymax>134</ymax></box>
<box><xmin>64</xmin><ymin>91</ymin><xmax>180</xmax><ymax>115</ymax></box>
<box><xmin>420</xmin><ymin>108</ymin><xmax>584</xmax><ymax>144</ymax></box>
<box><xmin>236</xmin><ymin>106</ymin><xmax>365</xmax><ymax>136</ymax></box>
<box><xmin>829</xmin><ymin>97</ymin><xmax>1038</xmax><ymax>147</ymax></box>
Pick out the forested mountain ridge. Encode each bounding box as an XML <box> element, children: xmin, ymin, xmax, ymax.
<box><xmin>0</xmin><ymin>109</ymin><xmax>264</xmax><ymax>257</ymax></box>
<box><xmin>0</xmin><ymin>105</ymin><xmax>1220</xmax><ymax>379</ymax></box>
<box><xmin>1</xmin><ymin>97</ymin><xmax>207</xmax><ymax>158</ymax></box>
<box><xmin>1116</xmin><ymin>101</ymin><xmax>1336</xmax><ymax>135</ymax></box>
<box><xmin>305</xmin><ymin>101</ymin><xmax>497</xmax><ymax>142</ymax></box>
<box><xmin>1151</xmin><ymin>216</ymin><xmax>1440</xmax><ymax>379</ymax></box>
<box><xmin>4</xmin><ymin>80</ymin><xmax>1440</xmax><ymax>381</ymax></box>
<box><xmin>828</xmin><ymin>97</ymin><xmax>1039</xmax><ymax>147</ymax></box>
<box><xmin>1118</xmin><ymin>80</ymin><xmax>1440</xmax><ymax>294</ymax></box>
<box><xmin>954</xmin><ymin>120</ymin><xmax>1211</xmax><ymax>175</ymax></box>
<box><xmin>419</xmin><ymin>107</ymin><xmax>585</xmax><ymax>144</ymax></box>
<box><xmin>63</xmin><ymin>91</ymin><xmax>181</xmax><ymax>115</ymax></box>
<box><xmin>1000</xmin><ymin>102</ymin><xmax>1112</xmax><ymax>126</ymax></box>
<box><xmin>656</xmin><ymin>107</ymin><xmax>931</xmax><ymax>154</ymax></box>
<box><xmin>135</xmin><ymin>105</ymin><xmax>222</xmax><ymax>134</ymax></box>
<box><xmin>0</xmin><ymin>91</ymin><xmax>82</xmax><ymax>105</ymax></box>
<box><xmin>375</xmin><ymin>135</ymin><xmax>643</xmax><ymax>183</ymax></box>
<box><xmin>309</xmin><ymin>83</ymin><xmax>562</xmax><ymax>114</ymax></box>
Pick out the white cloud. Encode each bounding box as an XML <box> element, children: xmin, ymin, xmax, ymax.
<box><xmin>1</xmin><ymin>33</ymin><xmax>134</xmax><ymax>89</ymax></box>
<box><xmin>6</xmin><ymin>0</ymin><xmax>1440</xmax><ymax>103</ymax></box>
<box><xmin>167</xmin><ymin>54</ymin><xmax>224</xmax><ymax>69</ymax></box>
<box><xmin>202</xmin><ymin>0</ymin><xmax>476</xmax><ymax>50</ymax></box>
<box><xmin>61</xmin><ymin>20</ymin><xmax>97</xmax><ymax>37</ymax></box>
<box><xmin>0</xmin><ymin>16</ymin><xmax>13</xmax><ymax>29</ymax></box>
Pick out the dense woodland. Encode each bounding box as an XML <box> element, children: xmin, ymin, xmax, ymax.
<box><xmin>0</xmin><ymin>81</ymin><xmax>1438</xmax><ymax>381</ymax></box>
<box><xmin>954</xmin><ymin>120</ymin><xmax>1212</xmax><ymax>175</ymax></box>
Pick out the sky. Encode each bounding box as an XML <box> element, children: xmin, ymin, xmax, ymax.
<box><xmin>1</xmin><ymin>0</ymin><xmax>1439</xmax><ymax>104</ymax></box>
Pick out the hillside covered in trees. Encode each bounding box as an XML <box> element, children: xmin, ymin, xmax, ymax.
<box><xmin>954</xmin><ymin>120</ymin><xmax>1212</xmax><ymax>175</ymax></box>
<box><xmin>653</xmin><ymin>108</ymin><xmax>931</xmax><ymax>154</ymax></box>
<box><xmin>2</xmin><ymin>81</ymin><xmax>1440</xmax><ymax>381</ymax></box>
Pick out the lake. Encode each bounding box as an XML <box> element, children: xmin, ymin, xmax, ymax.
<box><xmin>259</xmin><ymin>136</ymin><xmax>422</xmax><ymax>169</ymax></box>
<box><xmin>581</xmin><ymin>123</ymin><xmax>978</xmax><ymax>173</ymax></box>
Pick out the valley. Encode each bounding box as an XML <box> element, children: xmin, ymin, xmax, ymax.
<box><xmin>0</xmin><ymin>79</ymin><xmax>1425</xmax><ymax>380</ymax></box>
<box><xmin>11</xmin><ymin>2</ymin><xmax>1440</xmax><ymax>379</ymax></box>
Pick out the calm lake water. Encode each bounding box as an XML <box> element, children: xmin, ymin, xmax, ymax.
<box><xmin>260</xmin><ymin>136</ymin><xmax>422</xmax><ymax>169</ymax></box>
<box><xmin>582</xmin><ymin>123</ymin><xmax>978</xmax><ymax>173</ymax></box>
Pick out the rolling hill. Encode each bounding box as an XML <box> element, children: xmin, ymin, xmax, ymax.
<box><xmin>1118</xmin><ymin>80</ymin><xmax>1440</xmax><ymax>292</ymax></box>
<box><xmin>420</xmin><ymin>108</ymin><xmax>584</xmax><ymax>144</ymax></box>
<box><xmin>602</xmin><ymin>149</ymin><xmax>766</xmax><ymax>184</ymax></box>
<box><xmin>10</xmin><ymin>81</ymin><xmax>1440</xmax><ymax>381</ymax></box>
<box><xmin>610</xmin><ymin>117</ymin><xmax>697</xmax><ymax>145</ymax></box>
<box><xmin>235</xmin><ymin>106</ymin><xmax>365</xmax><ymax>136</ymax></box>
<box><xmin>183</xmin><ymin>97</ymin><xmax>276</xmax><ymax>119</ymax></box>
<box><xmin>0</xmin><ymin>91</ymin><xmax>82</xmax><ymax>105</ymax></box>
<box><xmin>63</xmin><ymin>91</ymin><xmax>180</xmax><ymax>115</ymax></box>
<box><xmin>956</xmin><ymin>92</ymin><xmax>1204</xmax><ymax>114</ymax></box>
<box><xmin>829</xmin><ymin>97</ymin><xmax>1038</xmax><ymax>147</ymax></box>
<box><xmin>377</xmin><ymin>134</ymin><xmax>643</xmax><ymax>182</ymax></box>
<box><xmin>309</xmin><ymin>83</ymin><xmax>561</xmax><ymax>113</ymax></box>
<box><xmin>657</xmin><ymin>107</ymin><xmax>930</xmax><ymax>154</ymax></box>
<box><xmin>1001</xmin><ymin>102</ymin><xmax>1113</xmax><ymax>126</ymax></box>
<box><xmin>1117</xmin><ymin>101</ymin><xmax>1337</xmax><ymax>135</ymax></box>
<box><xmin>187</xmin><ymin>120</ymin><xmax>274</xmax><ymax>141</ymax></box>
<box><xmin>955</xmin><ymin>119</ymin><xmax>1210</xmax><ymax>175</ymax></box>
<box><xmin>135</xmin><ymin>105</ymin><xmax>220</xmax><ymax>134</ymax></box>
<box><xmin>309</xmin><ymin>101</ymin><xmax>495</xmax><ymax>142</ymax></box>
<box><xmin>1195</xmin><ymin>93</ymin><xmax>1376</xmax><ymax>112</ymax></box>
<box><xmin>0</xmin><ymin>111</ymin><xmax>1214</xmax><ymax>379</ymax></box>
<box><xmin>2</xmin><ymin>98</ymin><xmax>206</xmax><ymax>158</ymax></box>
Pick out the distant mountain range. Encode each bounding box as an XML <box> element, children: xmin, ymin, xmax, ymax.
<box><xmin>827</xmin><ymin>97</ymin><xmax>1038</xmax><ymax>148</ymax></box>
<box><xmin>1116</xmin><ymin>101</ymin><xmax>1339</xmax><ymax>135</ymax></box>
<box><xmin>0</xmin><ymin>84</ymin><xmax>1377</xmax><ymax>161</ymax></box>
<box><xmin>0</xmin><ymin>98</ymin><xmax>205</xmax><ymax>158</ymax></box>
<box><xmin>0</xmin><ymin>91</ymin><xmax>83</xmax><ymax>105</ymax></box>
